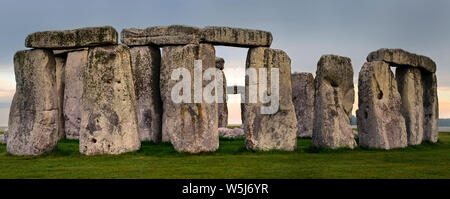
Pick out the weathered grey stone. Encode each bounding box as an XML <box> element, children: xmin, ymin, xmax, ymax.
<box><xmin>130</xmin><ymin>46</ymin><xmax>162</xmax><ymax>142</ymax></box>
<box><xmin>63</xmin><ymin>50</ymin><xmax>88</xmax><ymax>140</ymax></box>
<box><xmin>26</xmin><ymin>26</ymin><xmax>118</xmax><ymax>49</ymax></box>
<box><xmin>7</xmin><ymin>49</ymin><xmax>59</xmax><ymax>155</ymax></box>
<box><xmin>121</xmin><ymin>25</ymin><xmax>201</xmax><ymax>46</ymax></box>
<box><xmin>0</xmin><ymin>134</ymin><xmax>5</xmax><ymax>144</ymax></box>
<box><xmin>357</xmin><ymin>61</ymin><xmax>407</xmax><ymax>149</ymax></box>
<box><xmin>291</xmin><ymin>72</ymin><xmax>315</xmax><ymax>137</ymax></box>
<box><xmin>312</xmin><ymin>55</ymin><xmax>356</xmax><ymax>149</ymax></box>
<box><xmin>55</xmin><ymin>56</ymin><xmax>65</xmax><ymax>139</ymax></box>
<box><xmin>367</xmin><ymin>48</ymin><xmax>436</xmax><ymax>73</ymax></box>
<box><xmin>160</xmin><ymin>44</ymin><xmax>219</xmax><ymax>153</ymax></box>
<box><xmin>79</xmin><ymin>45</ymin><xmax>140</xmax><ymax>155</ymax></box>
<box><xmin>396</xmin><ymin>67</ymin><xmax>424</xmax><ymax>145</ymax></box>
<box><xmin>243</xmin><ymin>47</ymin><xmax>298</xmax><ymax>151</ymax></box>
<box><xmin>216</xmin><ymin>57</ymin><xmax>228</xmax><ymax>128</ymax></box>
<box><xmin>215</xmin><ymin>57</ymin><xmax>225</xmax><ymax>70</ymax></box>
<box><xmin>218</xmin><ymin>127</ymin><xmax>245</xmax><ymax>138</ymax></box>
<box><xmin>53</xmin><ymin>48</ymin><xmax>88</xmax><ymax>56</ymax></box>
<box><xmin>422</xmin><ymin>72</ymin><xmax>439</xmax><ymax>142</ymax></box>
<box><xmin>202</xmin><ymin>26</ymin><xmax>272</xmax><ymax>47</ymax></box>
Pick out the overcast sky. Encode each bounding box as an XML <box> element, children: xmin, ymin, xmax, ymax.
<box><xmin>0</xmin><ymin>0</ymin><xmax>449</xmax><ymax>126</ymax></box>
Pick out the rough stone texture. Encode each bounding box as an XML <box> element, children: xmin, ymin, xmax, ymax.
<box><xmin>218</xmin><ymin>127</ymin><xmax>245</xmax><ymax>138</ymax></box>
<box><xmin>26</xmin><ymin>26</ymin><xmax>118</xmax><ymax>49</ymax></box>
<box><xmin>422</xmin><ymin>72</ymin><xmax>439</xmax><ymax>142</ymax></box>
<box><xmin>357</xmin><ymin>61</ymin><xmax>407</xmax><ymax>149</ymax></box>
<box><xmin>312</xmin><ymin>55</ymin><xmax>356</xmax><ymax>149</ymax></box>
<box><xmin>130</xmin><ymin>46</ymin><xmax>162</xmax><ymax>142</ymax></box>
<box><xmin>79</xmin><ymin>45</ymin><xmax>140</xmax><ymax>155</ymax></box>
<box><xmin>121</xmin><ymin>25</ymin><xmax>201</xmax><ymax>46</ymax></box>
<box><xmin>7</xmin><ymin>49</ymin><xmax>59</xmax><ymax>155</ymax></box>
<box><xmin>216</xmin><ymin>57</ymin><xmax>228</xmax><ymax>128</ymax></box>
<box><xmin>202</xmin><ymin>26</ymin><xmax>272</xmax><ymax>47</ymax></box>
<box><xmin>291</xmin><ymin>72</ymin><xmax>315</xmax><ymax>137</ymax></box>
<box><xmin>53</xmin><ymin>48</ymin><xmax>88</xmax><ymax>56</ymax></box>
<box><xmin>55</xmin><ymin>56</ymin><xmax>66</xmax><ymax>139</ymax></box>
<box><xmin>215</xmin><ymin>57</ymin><xmax>225</xmax><ymax>70</ymax></box>
<box><xmin>63</xmin><ymin>50</ymin><xmax>88</xmax><ymax>140</ymax></box>
<box><xmin>396</xmin><ymin>67</ymin><xmax>424</xmax><ymax>145</ymax></box>
<box><xmin>243</xmin><ymin>47</ymin><xmax>298</xmax><ymax>151</ymax></box>
<box><xmin>160</xmin><ymin>44</ymin><xmax>219</xmax><ymax>153</ymax></box>
<box><xmin>367</xmin><ymin>48</ymin><xmax>436</xmax><ymax>73</ymax></box>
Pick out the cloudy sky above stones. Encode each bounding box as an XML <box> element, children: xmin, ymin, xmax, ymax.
<box><xmin>0</xmin><ymin>0</ymin><xmax>449</xmax><ymax>125</ymax></box>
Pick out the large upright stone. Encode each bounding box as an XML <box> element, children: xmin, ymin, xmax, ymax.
<box><xmin>243</xmin><ymin>47</ymin><xmax>298</xmax><ymax>151</ymax></box>
<box><xmin>64</xmin><ymin>50</ymin><xmax>88</xmax><ymax>140</ymax></box>
<box><xmin>121</xmin><ymin>25</ymin><xmax>201</xmax><ymax>46</ymax></box>
<box><xmin>129</xmin><ymin>46</ymin><xmax>162</xmax><ymax>142</ymax></box>
<box><xmin>312</xmin><ymin>55</ymin><xmax>356</xmax><ymax>149</ymax></box>
<box><xmin>357</xmin><ymin>61</ymin><xmax>407</xmax><ymax>149</ymax></box>
<box><xmin>367</xmin><ymin>48</ymin><xmax>436</xmax><ymax>73</ymax></box>
<box><xmin>79</xmin><ymin>45</ymin><xmax>140</xmax><ymax>155</ymax></box>
<box><xmin>25</xmin><ymin>26</ymin><xmax>118</xmax><ymax>49</ymax></box>
<box><xmin>7</xmin><ymin>49</ymin><xmax>59</xmax><ymax>155</ymax></box>
<box><xmin>216</xmin><ymin>57</ymin><xmax>228</xmax><ymax>127</ymax></box>
<box><xmin>396</xmin><ymin>67</ymin><xmax>424</xmax><ymax>145</ymax></box>
<box><xmin>55</xmin><ymin>56</ymin><xmax>66</xmax><ymax>139</ymax></box>
<box><xmin>160</xmin><ymin>44</ymin><xmax>219</xmax><ymax>153</ymax></box>
<box><xmin>202</xmin><ymin>26</ymin><xmax>272</xmax><ymax>47</ymax></box>
<box><xmin>291</xmin><ymin>72</ymin><xmax>315</xmax><ymax>137</ymax></box>
<box><xmin>422</xmin><ymin>72</ymin><xmax>439</xmax><ymax>142</ymax></box>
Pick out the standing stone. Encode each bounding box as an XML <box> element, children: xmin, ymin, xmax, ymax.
<box><xmin>25</xmin><ymin>26</ymin><xmax>118</xmax><ymax>49</ymax></box>
<box><xmin>243</xmin><ymin>47</ymin><xmax>298</xmax><ymax>151</ymax></box>
<box><xmin>357</xmin><ymin>61</ymin><xmax>407</xmax><ymax>149</ymax></box>
<box><xmin>0</xmin><ymin>134</ymin><xmax>5</xmax><ymax>144</ymax></box>
<box><xmin>64</xmin><ymin>50</ymin><xmax>88</xmax><ymax>140</ymax></box>
<box><xmin>216</xmin><ymin>57</ymin><xmax>228</xmax><ymax>127</ymax></box>
<box><xmin>291</xmin><ymin>72</ymin><xmax>315</xmax><ymax>137</ymax></box>
<box><xmin>79</xmin><ymin>45</ymin><xmax>140</xmax><ymax>155</ymax></box>
<box><xmin>312</xmin><ymin>55</ymin><xmax>356</xmax><ymax>149</ymax></box>
<box><xmin>422</xmin><ymin>72</ymin><xmax>439</xmax><ymax>142</ymax></box>
<box><xmin>129</xmin><ymin>46</ymin><xmax>162</xmax><ymax>142</ymax></box>
<box><xmin>7</xmin><ymin>50</ymin><xmax>59</xmax><ymax>155</ymax></box>
<box><xmin>396</xmin><ymin>67</ymin><xmax>424</xmax><ymax>145</ymax></box>
<box><xmin>160</xmin><ymin>44</ymin><xmax>219</xmax><ymax>153</ymax></box>
<box><xmin>55</xmin><ymin>56</ymin><xmax>66</xmax><ymax>139</ymax></box>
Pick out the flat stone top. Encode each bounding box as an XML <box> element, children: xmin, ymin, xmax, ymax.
<box><xmin>25</xmin><ymin>26</ymin><xmax>118</xmax><ymax>49</ymax></box>
<box><xmin>121</xmin><ymin>25</ymin><xmax>272</xmax><ymax>47</ymax></box>
<box><xmin>367</xmin><ymin>48</ymin><xmax>436</xmax><ymax>73</ymax></box>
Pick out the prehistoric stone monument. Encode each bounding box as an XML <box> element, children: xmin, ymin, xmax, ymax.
<box><xmin>312</xmin><ymin>55</ymin><xmax>356</xmax><ymax>149</ymax></box>
<box><xmin>243</xmin><ymin>48</ymin><xmax>298</xmax><ymax>151</ymax></box>
<box><xmin>216</xmin><ymin>57</ymin><xmax>228</xmax><ymax>128</ymax></box>
<box><xmin>8</xmin><ymin>26</ymin><xmax>141</xmax><ymax>155</ymax></box>
<box><xmin>291</xmin><ymin>72</ymin><xmax>315</xmax><ymax>137</ymax></box>
<box><xmin>357</xmin><ymin>48</ymin><xmax>438</xmax><ymax>149</ymax></box>
<box><xmin>6</xmin><ymin>24</ymin><xmax>439</xmax><ymax>155</ymax></box>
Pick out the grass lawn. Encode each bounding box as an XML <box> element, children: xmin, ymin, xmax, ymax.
<box><xmin>0</xmin><ymin>132</ymin><xmax>449</xmax><ymax>179</ymax></box>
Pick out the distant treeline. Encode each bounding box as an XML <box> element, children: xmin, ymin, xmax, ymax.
<box><xmin>350</xmin><ymin>116</ymin><xmax>450</xmax><ymax>127</ymax></box>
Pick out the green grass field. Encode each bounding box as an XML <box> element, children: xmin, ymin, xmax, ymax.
<box><xmin>0</xmin><ymin>132</ymin><xmax>449</xmax><ymax>179</ymax></box>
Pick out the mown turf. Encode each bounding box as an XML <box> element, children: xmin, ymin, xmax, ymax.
<box><xmin>0</xmin><ymin>133</ymin><xmax>449</xmax><ymax>179</ymax></box>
